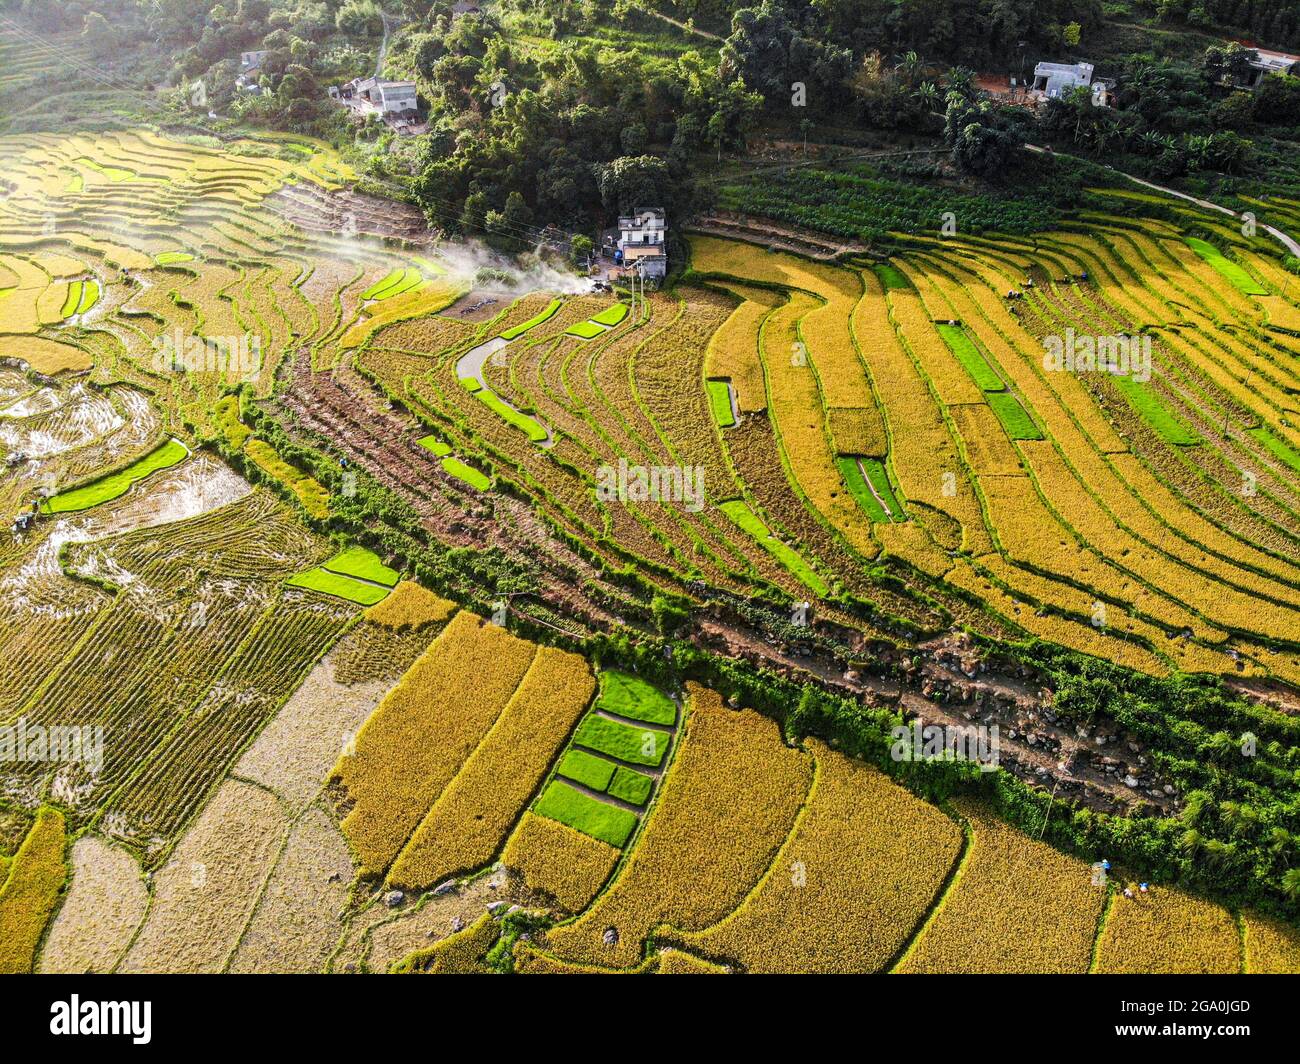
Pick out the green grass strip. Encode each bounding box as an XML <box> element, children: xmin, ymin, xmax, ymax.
<box><xmin>596</xmin><ymin>670</ymin><xmax>677</xmax><ymax>726</ymax></box>
<box><xmin>534</xmin><ymin>780</ymin><xmax>638</xmax><ymax>847</ymax></box>
<box><xmin>474</xmin><ymin>389</ymin><xmax>548</xmax><ymax>442</ymax></box>
<box><xmin>607</xmin><ymin>766</ymin><xmax>654</xmax><ymax>806</ymax></box>
<box><xmin>718</xmin><ymin>500</ymin><xmax>830</xmax><ymax>596</ymax></box>
<box><xmin>590</xmin><ymin>302</ymin><xmax>630</xmax><ymax>326</ymax></box>
<box><xmin>500</xmin><ymin>298</ymin><xmax>562</xmax><ymax>340</ymax></box>
<box><xmin>836</xmin><ymin>456</ymin><xmax>887</xmax><ymax>521</ymax></box>
<box><xmin>458</xmin><ymin>376</ymin><xmax>482</xmax><ymax>392</ymax></box>
<box><xmin>1112</xmin><ymin>376</ymin><xmax>1199</xmax><ymax>445</ymax></box>
<box><xmin>875</xmin><ymin>263</ymin><xmax>911</xmax><ymax>290</ymax></box>
<box><xmin>573</xmin><ymin>714</ymin><xmax>671</xmax><ymax>767</ymax></box>
<box><xmin>155</xmin><ymin>251</ymin><xmax>194</xmax><ymax>265</ymax></box>
<box><xmin>705</xmin><ymin>379</ymin><xmax>736</xmax><ymax>428</ymax></box>
<box><xmin>1186</xmin><ymin>238</ymin><xmax>1267</xmax><ymax>295</ymax></box>
<box><xmin>321</xmin><ymin>546</ymin><xmax>399</xmax><ymax>587</ymax></box>
<box><xmin>565</xmin><ymin>320</ymin><xmax>607</xmax><ymax>339</ymax></box>
<box><xmin>59</xmin><ymin>281</ymin><xmax>82</xmax><ymax>320</ymax></box>
<box><xmin>286</xmin><ymin>567</ymin><xmax>390</xmax><ymax>605</ymax></box>
<box><xmin>440</xmin><ymin>456</ymin><xmax>491</xmax><ymax>490</ymax></box>
<box><xmin>860</xmin><ymin>457</ymin><xmax>905</xmax><ymax>521</ymax></box>
<box><xmin>364</xmin><ymin>267</ymin><xmax>422</xmax><ymax>301</ymax></box>
<box><xmin>936</xmin><ymin>323</ymin><xmax>1004</xmax><ymax>392</ymax></box>
<box><xmin>417</xmin><ymin>434</ymin><xmax>452</xmax><ymax>457</ymax></box>
<box><xmin>556</xmin><ymin>748</ymin><xmax>617</xmax><ymax>791</ymax></box>
<box><xmin>40</xmin><ymin>439</ymin><xmax>187</xmax><ymax>514</ymax></box>
<box><xmin>1248</xmin><ymin>427</ymin><xmax>1300</xmax><ymax>473</ymax></box>
<box><xmin>76</xmin><ymin>281</ymin><xmax>99</xmax><ymax>315</ymax></box>
<box><xmin>362</xmin><ymin>268</ymin><xmax>403</xmax><ymax>300</ymax></box>
<box><xmin>986</xmin><ymin>392</ymin><xmax>1044</xmax><ymax>441</ymax></box>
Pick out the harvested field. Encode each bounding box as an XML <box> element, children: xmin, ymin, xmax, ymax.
<box><xmin>119</xmin><ymin>780</ymin><xmax>289</xmax><ymax>974</ymax></box>
<box><xmin>39</xmin><ymin>835</ymin><xmax>147</xmax><ymax>974</ymax></box>
<box><xmin>228</xmin><ymin>807</ymin><xmax>354</xmax><ymax>974</ymax></box>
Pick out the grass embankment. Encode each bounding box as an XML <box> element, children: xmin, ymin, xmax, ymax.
<box><xmin>40</xmin><ymin>438</ymin><xmax>188</xmax><ymax>514</ymax></box>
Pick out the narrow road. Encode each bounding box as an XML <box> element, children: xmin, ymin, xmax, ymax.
<box><xmin>1026</xmin><ymin>144</ymin><xmax>1300</xmax><ymax>258</ymax></box>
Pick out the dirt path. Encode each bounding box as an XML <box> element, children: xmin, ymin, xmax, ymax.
<box><xmin>1026</xmin><ymin>144</ymin><xmax>1300</xmax><ymax>258</ymax></box>
<box><xmin>640</xmin><ymin>8</ymin><xmax>720</xmax><ymax>41</ymax></box>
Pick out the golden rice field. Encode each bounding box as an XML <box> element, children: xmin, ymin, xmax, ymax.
<box><xmin>2</xmin><ymin>119</ymin><xmax>1299</xmax><ymax>975</ymax></box>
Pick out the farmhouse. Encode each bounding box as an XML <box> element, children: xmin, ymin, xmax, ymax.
<box><xmin>1242</xmin><ymin>49</ymin><xmax>1300</xmax><ymax>88</ymax></box>
<box><xmin>339</xmin><ymin>77</ymin><xmax>418</xmax><ymax>115</ymax></box>
<box><xmin>616</xmin><ymin>207</ymin><xmax>667</xmax><ymax>279</ymax></box>
<box><xmin>1030</xmin><ymin>60</ymin><xmax>1111</xmax><ymax>105</ymax></box>
<box><xmin>236</xmin><ymin>50</ymin><xmax>269</xmax><ymax>92</ymax></box>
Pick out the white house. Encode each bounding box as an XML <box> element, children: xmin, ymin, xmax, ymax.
<box><xmin>1242</xmin><ymin>49</ymin><xmax>1300</xmax><ymax>88</ymax></box>
<box><xmin>376</xmin><ymin>81</ymin><xmax>418</xmax><ymax>114</ymax></box>
<box><xmin>1031</xmin><ymin>60</ymin><xmax>1111</xmax><ymax>105</ymax></box>
<box><xmin>341</xmin><ymin>77</ymin><xmax>417</xmax><ymax>114</ymax></box>
<box><xmin>617</xmin><ymin>208</ymin><xmax>667</xmax><ymax>279</ymax></box>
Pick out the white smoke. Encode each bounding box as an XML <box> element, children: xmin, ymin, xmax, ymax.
<box><xmin>434</xmin><ymin>237</ymin><xmax>591</xmax><ymax>295</ymax></box>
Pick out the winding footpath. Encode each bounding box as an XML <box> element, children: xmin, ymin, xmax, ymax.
<box><xmin>1026</xmin><ymin>144</ymin><xmax>1300</xmax><ymax>258</ymax></box>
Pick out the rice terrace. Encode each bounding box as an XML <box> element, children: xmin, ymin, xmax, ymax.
<box><xmin>3</xmin><ymin>0</ymin><xmax>1300</xmax><ymax>991</ymax></box>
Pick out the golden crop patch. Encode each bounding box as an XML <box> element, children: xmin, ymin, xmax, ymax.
<box><xmin>703</xmin><ymin>285</ymin><xmax>775</xmax><ymax>413</ymax></box>
<box><xmin>0</xmin><ymin>807</ymin><xmax>67</xmax><ymax>974</ymax></box>
<box><xmin>1094</xmin><ymin>884</ymin><xmax>1240</xmax><ymax>974</ymax></box>
<box><xmin>387</xmin><ymin>645</ymin><xmax>595</xmax><ymax>889</ymax></box>
<box><xmin>1242</xmin><ymin>911</ymin><xmax>1300</xmax><ymax>974</ymax></box>
<box><xmin>898</xmin><ymin>802</ymin><xmax>1104</xmax><ymax>974</ymax></box>
<box><xmin>331</xmin><ymin>611</ymin><xmax>538</xmax><ymax>876</ymax></box>
<box><xmin>362</xmin><ymin>581</ymin><xmax>457</xmax><ymax>630</ymax></box>
<box><xmin>503</xmin><ymin>812</ymin><xmax>622</xmax><ymax>914</ymax></box>
<box><xmin>682</xmin><ymin>740</ymin><xmax>961</xmax><ymax>973</ymax></box>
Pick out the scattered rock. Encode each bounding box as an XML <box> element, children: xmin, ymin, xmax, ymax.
<box><xmin>383</xmin><ymin>890</ymin><xmax>405</xmax><ymax>908</ymax></box>
<box><xmin>603</xmin><ymin>927</ymin><xmax>619</xmax><ymax>947</ymax></box>
<box><xmin>433</xmin><ymin>879</ymin><xmax>457</xmax><ymax>897</ymax></box>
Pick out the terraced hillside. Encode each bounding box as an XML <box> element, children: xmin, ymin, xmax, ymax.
<box><xmin>3</xmin><ymin>122</ymin><xmax>1300</xmax><ymax>973</ymax></box>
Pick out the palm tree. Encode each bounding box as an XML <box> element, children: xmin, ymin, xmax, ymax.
<box><xmin>943</xmin><ymin>66</ymin><xmax>976</xmax><ymax>98</ymax></box>
<box><xmin>1219</xmin><ymin>800</ymin><xmax>1258</xmax><ymax>834</ymax></box>
<box><xmin>1282</xmin><ymin>867</ymin><xmax>1300</xmax><ymax>901</ymax></box>
<box><xmin>1138</xmin><ymin>130</ymin><xmax>1167</xmax><ymax>156</ymax></box>
<box><xmin>913</xmin><ymin>80</ymin><xmax>940</xmax><ymax>114</ymax></box>
<box><xmin>1202</xmin><ymin>838</ymin><xmax>1237</xmax><ymax>867</ymax></box>
<box><xmin>894</xmin><ymin>50</ymin><xmax>922</xmax><ymax>85</ymax></box>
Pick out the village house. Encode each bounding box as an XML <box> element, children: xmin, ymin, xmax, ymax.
<box><xmin>1239</xmin><ymin>49</ymin><xmax>1300</xmax><ymax>88</ymax></box>
<box><xmin>339</xmin><ymin>77</ymin><xmax>418</xmax><ymax>115</ymax></box>
<box><xmin>615</xmin><ymin>207</ymin><xmax>667</xmax><ymax>280</ymax></box>
<box><xmin>236</xmin><ymin>49</ymin><xmax>270</xmax><ymax>92</ymax></box>
<box><xmin>1029</xmin><ymin>60</ymin><xmax>1112</xmax><ymax>106</ymax></box>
